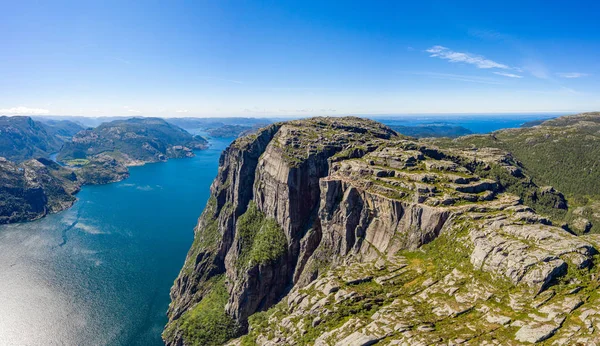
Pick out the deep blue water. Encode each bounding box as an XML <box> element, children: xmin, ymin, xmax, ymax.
<box><xmin>0</xmin><ymin>114</ymin><xmax>561</xmax><ymax>345</ymax></box>
<box><xmin>369</xmin><ymin>113</ymin><xmax>563</xmax><ymax>133</ymax></box>
<box><xmin>0</xmin><ymin>136</ymin><xmax>232</xmax><ymax>346</ymax></box>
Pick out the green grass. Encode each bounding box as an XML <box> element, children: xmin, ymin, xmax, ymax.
<box><xmin>182</xmin><ymin>197</ymin><xmax>220</xmax><ymax>275</ymax></box>
<box><xmin>167</xmin><ymin>275</ymin><xmax>239</xmax><ymax>346</ymax></box>
<box><xmin>435</xmin><ymin>121</ymin><xmax>600</xmax><ymax>232</ymax></box>
<box><xmin>236</xmin><ymin>202</ymin><xmax>287</xmax><ymax>269</ymax></box>
<box><xmin>65</xmin><ymin>158</ymin><xmax>90</xmax><ymax>166</ymax></box>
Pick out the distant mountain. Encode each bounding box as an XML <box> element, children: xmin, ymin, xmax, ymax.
<box><xmin>36</xmin><ymin>118</ymin><xmax>85</xmax><ymax>141</ymax></box>
<box><xmin>0</xmin><ymin>116</ymin><xmax>85</xmax><ymax>163</ymax></box>
<box><xmin>167</xmin><ymin>117</ymin><xmax>272</xmax><ymax>131</ymax></box>
<box><xmin>390</xmin><ymin>124</ymin><xmax>473</xmax><ymax>138</ymax></box>
<box><xmin>0</xmin><ymin>157</ymin><xmax>80</xmax><ymax>224</ymax></box>
<box><xmin>34</xmin><ymin>115</ymin><xmax>134</xmax><ymax>128</ymax></box>
<box><xmin>206</xmin><ymin>124</ymin><xmax>269</xmax><ymax>138</ymax></box>
<box><xmin>0</xmin><ymin>116</ymin><xmax>60</xmax><ymax>162</ymax></box>
<box><xmin>57</xmin><ymin>117</ymin><xmax>208</xmax><ymax>165</ymax></box>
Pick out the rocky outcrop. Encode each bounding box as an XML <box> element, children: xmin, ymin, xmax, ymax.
<box><xmin>166</xmin><ymin>116</ymin><xmax>600</xmax><ymax>346</ymax></box>
<box><xmin>0</xmin><ymin>157</ymin><xmax>80</xmax><ymax>224</ymax></box>
<box><xmin>76</xmin><ymin>154</ymin><xmax>130</xmax><ymax>184</ymax></box>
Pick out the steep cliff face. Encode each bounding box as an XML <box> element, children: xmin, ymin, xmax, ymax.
<box><xmin>166</xmin><ymin>116</ymin><xmax>600</xmax><ymax>345</ymax></box>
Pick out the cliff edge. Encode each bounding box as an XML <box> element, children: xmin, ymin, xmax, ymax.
<box><xmin>165</xmin><ymin>116</ymin><xmax>600</xmax><ymax>345</ymax></box>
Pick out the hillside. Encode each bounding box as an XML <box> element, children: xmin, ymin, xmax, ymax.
<box><xmin>57</xmin><ymin>117</ymin><xmax>208</xmax><ymax>166</ymax></box>
<box><xmin>36</xmin><ymin>118</ymin><xmax>85</xmax><ymax>141</ymax></box>
<box><xmin>0</xmin><ymin>157</ymin><xmax>81</xmax><ymax>224</ymax></box>
<box><xmin>432</xmin><ymin>112</ymin><xmax>600</xmax><ymax>233</ymax></box>
<box><xmin>0</xmin><ymin>116</ymin><xmax>83</xmax><ymax>162</ymax></box>
<box><xmin>167</xmin><ymin>117</ymin><xmax>272</xmax><ymax>132</ymax></box>
<box><xmin>165</xmin><ymin>116</ymin><xmax>600</xmax><ymax>345</ymax></box>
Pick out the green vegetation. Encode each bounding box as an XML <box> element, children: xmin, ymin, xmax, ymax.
<box><xmin>435</xmin><ymin>114</ymin><xmax>600</xmax><ymax>232</ymax></box>
<box><xmin>65</xmin><ymin>158</ymin><xmax>90</xmax><ymax>166</ymax></box>
<box><xmin>165</xmin><ymin>275</ymin><xmax>239</xmax><ymax>346</ymax></box>
<box><xmin>470</xmin><ymin>161</ymin><xmax>567</xmax><ymax>221</ymax></box>
<box><xmin>236</xmin><ymin>202</ymin><xmax>287</xmax><ymax>269</ymax></box>
<box><xmin>182</xmin><ymin>197</ymin><xmax>220</xmax><ymax>275</ymax></box>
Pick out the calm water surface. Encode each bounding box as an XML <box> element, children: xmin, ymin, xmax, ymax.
<box><xmin>372</xmin><ymin>113</ymin><xmax>562</xmax><ymax>133</ymax></box>
<box><xmin>0</xmin><ymin>136</ymin><xmax>232</xmax><ymax>346</ymax></box>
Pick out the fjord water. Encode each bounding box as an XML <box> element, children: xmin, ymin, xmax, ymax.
<box><xmin>0</xmin><ymin>136</ymin><xmax>232</xmax><ymax>346</ymax></box>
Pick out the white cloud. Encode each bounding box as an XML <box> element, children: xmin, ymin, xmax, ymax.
<box><xmin>0</xmin><ymin>106</ymin><xmax>50</xmax><ymax>115</ymax></box>
<box><xmin>426</xmin><ymin>46</ymin><xmax>510</xmax><ymax>69</ymax></box>
<box><xmin>493</xmin><ymin>72</ymin><xmax>523</xmax><ymax>78</ymax></box>
<box><xmin>176</xmin><ymin>109</ymin><xmax>189</xmax><ymax>113</ymax></box>
<box><xmin>123</xmin><ymin>106</ymin><xmax>141</xmax><ymax>113</ymax></box>
<box><xmin>556</xmin><ymin>72</ymin><xmax>589</xmax><ymax>79</ymax></box>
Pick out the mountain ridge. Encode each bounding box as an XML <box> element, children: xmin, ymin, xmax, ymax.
<box><xmin>165</xmin><ymin>114</ymin><xmax>600</xmax><ymax>345</ymax></box>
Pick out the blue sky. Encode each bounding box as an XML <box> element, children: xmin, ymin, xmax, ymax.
<box><xmin>1</xmin><ymin>0</ymin><xmax>599</xmax><ymax>117</ymax></box>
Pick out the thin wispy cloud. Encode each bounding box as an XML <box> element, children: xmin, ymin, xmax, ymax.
<box><xmin>493</xmin><ymin>72</ymin><xmax>523</xmax><ymax>78</ymax></box>
<box><xmin>522</xmin><ymin>60</ymin><xmax>551</xmax><ymax>79</ymax></box>
<box><xmin>468</xmin><ymin>30</ymin><xmax>559</xmax><ymax>81</ymax></box>
<box><xmin>0</xmin><ymin>106</ymin><xmax>50</xmax><ymax>115</ymax></box>
<box><xmin>556</xmin><ymin>72</ymin><xmax>589</xmax><ymax>78</ymax></box>
<box><xmin>426</xmin><ymin>45</ymin><xmax>510</xmax><ymax>69</ymax></box>
<box><xmin>408</xmin><ymin>71</ymin><xmax>505</xmax><ymax>85</ymax></box>
<box><xmin>176</xmin><ymin>109</ymin><xmax>189</xmax><ymax>113</ymax></box>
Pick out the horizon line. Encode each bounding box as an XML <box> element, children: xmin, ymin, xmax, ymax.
<box><xmin>2</xmin><ymin>110</ymin><xmax>586</xmax><ymax>119</ymax></box>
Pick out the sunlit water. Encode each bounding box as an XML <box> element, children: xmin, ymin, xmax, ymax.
<box><xmin>0</xmin><ymin>136</ymin><xmax>232</xmax><ymax>346</ymax></box>
<box><xmin>374</xmin><ymin>113</ymin><xmax>561</xmax><ymax>133</ymax></box>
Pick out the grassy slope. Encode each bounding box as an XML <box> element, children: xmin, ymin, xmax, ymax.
<box><xmin>433</xmin><ymin>112</ymin><xmax>600</xmax><ymax>233</ymax></box>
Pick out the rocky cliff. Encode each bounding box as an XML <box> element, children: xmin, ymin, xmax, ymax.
<box><xmin>0</xmin><ymin>157</ymin><xmax>80</xmax><ymax>224</ymax></box>
<box><xmin>166</xmin><ymin>116</ymin><xmax>600</xmax><ymax>345</ymax></box>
